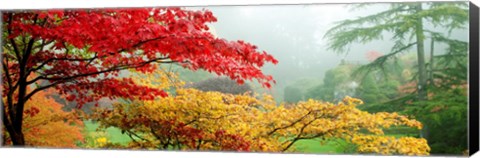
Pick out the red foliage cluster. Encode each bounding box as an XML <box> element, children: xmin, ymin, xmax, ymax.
<box><xmin>3</xmin><ymin>7</ymin><xmax>277</xmax><ymax>108</ymax></box>
<box><xmin>23</xmin><ymin>106</ymin><xmax>40</xmax><ymax>117</ymax></box>
<box><xmin>214</xmin><ymin>130</ymin><xmax>251</xmax><ymax>151</ymax></box>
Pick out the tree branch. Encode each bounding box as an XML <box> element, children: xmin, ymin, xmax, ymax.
<box><xmin>22</xmin><ymin>14</ymin><xmax>39</xmax><ymax>65</ymax></box>
<box><xmin>352</xmin><ymin>42</ymin><xmax>417</xmax><ymax>80</ymax></box>
<box><xmin>2</xmin><ymin>60</ymin><xmax>14</xmax><ymax>93</ymax></box>
<box><xmin>2</xmin><ymin>57</ymin><xmax>19</xmax><ymax>123</ymax></box>
<box><xmin>2</xmin><ymin>100</ymin><xmax>16</xmax><ymax>145</ymax></box>
<box><xmin>32</xmin><ymin>40</ymin><xmax>55</xmax><ymax>52</ymax></box>
<box><xmin>281</xmin><ymin>118</ymin><xmax>318</xmax><ymax>152</ymax></box>
<box><xmin>6</xmin><ymin>13</ymin><xmax>22</xmax><ymax>62</ymax></box>
<box><xmin>125</xmin><ymin>130</ymin><xmax>149</xmax><ymax>142</ymax></box>
<box><xmin>28</xmin><ymin>34</ymin><xmax>170</xmax><ymax>77</ymax></box>
<box><xmin>267</xmin><ymin>110</ymin><xmax>316</xmax><ymax>136</ymax></box>
<box><xmin>28</xmin><ymin>53</ymin><xmax>99</xmax><ymax>75</ymax></box>
<box><xmin>117</xmin><ymin>36</ymin><xmax>167</xmax><ymax>53</ymax></box>
<box><xmin>24</xmin><ymin>57</ymin><xmax>174</xmax><ymax>102</ymax></box>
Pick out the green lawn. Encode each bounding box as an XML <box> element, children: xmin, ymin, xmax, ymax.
<box><xmin>83</xmin><ymin>120</ymin><xmax>131</xmax><ymax>145</ymax></box>
<box><xmin>294</xmin><ymin>138</ymin><xmax>348</xmax><ymax>154</ymax></box>
<box><xmin>291</xmin><ymin>132</ymin><xmax>416</xmax><ymax>154</ymax></box>
<box><xmin>82</xmin><ymin>121</ymin><xmax>417</xmax><ymax>153</ymax></box>
<box><xmin>83</xmin><ymin>121</ymin><xmax>346</xmax><ymax>153</ymax></box>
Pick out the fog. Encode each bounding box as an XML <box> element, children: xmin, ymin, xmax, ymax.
<box><xmin>188</xmin><ymin>3</ymin><xmax>469</xmax><ymax>101</ymax></box>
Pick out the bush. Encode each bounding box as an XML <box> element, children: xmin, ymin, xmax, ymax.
<box><xmin>284</xmin><ymin>86</ymin><xmax>303</xmax><ymax>103</ymax></box>
<box><xmin>185</xmin><ymin>77</ymin><xmax>253</xmax><ymax>95</ymax></box>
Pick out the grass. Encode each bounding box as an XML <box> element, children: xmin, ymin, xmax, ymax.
<box><xmin>82</xmin><ymin>121</ymin><xmax>345</xmax><ymax>153</ymax></box>
<box><xmin>82</xmin><ymin>121</ymin><xmax>418</xmax><ymax>153</ymax></box>
<box><xmin>294</xmin><ymin>138</ymin><xmax>348</xmax><ymax>154</ymax></box>
<box><xmin>83</xmin><ymin>120</ymin><xmax>132</xmax><ymax>145</ymax></box>
<box><xmin>291</xmin><ymin>132</ymin><xmax>416</xmax><ymax>154</ymax></box>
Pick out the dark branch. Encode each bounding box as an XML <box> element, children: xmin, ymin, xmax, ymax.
<box><xmin>2</xmin><ymin>99</ymin><xmax>16</xmax><ymax>145</ymax></box>
<box><xmin>28</xmin><ymin>54</ymin><xmax>99</xmax><ymax>75</ymax></box>
<box><xmin>2</xmin><ymin>61</ymin><xmax>14</xmax><ymax>93</ymax></box>
<box><xmin>22</xmin><ymin>14</ymin><xmax>39</xmax><ymax>64</ymax></box>
<box><xmin>126</xmin><ymin>130</ymin><xmax>149</xmax><ymax>142</ymax></box>
<box><xmin>32</xmin><ymin>40</ymin><xmax>55</xmax><ymax>52</ymax></box>
<box><xmin>267</xmin><ymin>110</ymin><xmax>316</xmax><ymax>136</ymax></box>
<box><xmin>85</xmin><ymin>53</ymin><xmax>98</xmax><ymax>67</ymax></box>
<box><xmin>281</xmin><ymin>118</ymin><xmax>318</xmax><ymax>152</ymax></box>
<box><xmin>2</xmin><ymin>60</ymin><xmax>16</xmax><ymax>129</ymax></box>
<box><xmin>7</xmin><ymin>14</ymin><xmax>22</xmax><ymax>62</ymax></box>
<box><xmin>352</xmin><ymin>42</ymin><xmax>417</xmax><ymax>80</ymax></box>
<box><xmin>117</xmin><ymin>36</ymin><xmax>167</xmax><ymax>53</ymax></box>
<box><xmin>28</xmin><ymin>34</ymin><xmax>169</xmax><ymax>77</ymax></box>
<box><xmin>24</xmin><ymin>57</ymin><xmax>174</xmax><ymax>101</ymax></box>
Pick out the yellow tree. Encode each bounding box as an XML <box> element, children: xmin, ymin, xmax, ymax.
<box><xmin>89</xmin><ymin>70</ymin><xmax>430</xmax><ymax>155</ymax></box>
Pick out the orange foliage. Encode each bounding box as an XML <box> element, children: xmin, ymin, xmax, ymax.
<box><xmin>4</xmin><ymin>90</ymin><xmax>84</xmax><ymax>148</ymax></box>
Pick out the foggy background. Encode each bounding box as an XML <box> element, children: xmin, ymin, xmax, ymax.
<box><xmin>188</xmin><ymin>3</ymin><xmax>469</xmax><ymax>101</ymax></box>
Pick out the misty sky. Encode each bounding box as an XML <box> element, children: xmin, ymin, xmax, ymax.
<box><xmin>188</xmin><ymin>3</ymin><xmax>469</xmax><ymax>100</ymax></box>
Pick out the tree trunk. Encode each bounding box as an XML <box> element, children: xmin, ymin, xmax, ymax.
<box><xmin>2</xmin><ymin>64</ymin><xmax>28</xmax><ymax>146</ymax></box>
<box><xmin>415</xmin><ymin>4</ymin><xmax>428</xmax><ymax>102</ymax></box>
<box><xmin>414</xmin><ymin>3</ymin><xmax>429</xmax><ymax>140</ymax></box>
<box><xmin>10</xmin><ymin>130</ymin><xmax>25</xmax><ymax>145</ymax></box>
<box><xmin>429</xmin><ymin>38</ymin><xmax>435</xmax><ymax>83</ymax></box>
<box><xmin>11</xmin><ymin>86</ymin><xmax>28</xmax><ymax>146</ymax></box>
<box><xmin>2</xmin><ymin>105</ymin><xmax>26</xmax><ymax>146</ymax></box>
<box><xmin>3</xmin><ymin>103</ymin><xmax>27</xmax><ymax>146</ymax></box>
<box><xmin>3</xmin><ymin>12</ymin><xmax>36</xmax><ymax>147</ymax></box>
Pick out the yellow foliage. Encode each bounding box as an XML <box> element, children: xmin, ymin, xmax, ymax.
<box><xmin>92</xmin><ymin>89</ymin><xmax>428</xmax><ymax>155</ymax></box>
<box><xmin>128</xmin><ymin>66</ymin><xmax>185</xmax><ymax>90</ymax></box>
<box><xmin>351</xmin><ymin>135</ymin><xmax>430</xmax><ymax>155</ymax></box>
<box><xmin>90</xmin><ymin>71</ymin><xmax>429</xmax><ymax>155</ymax></box>
<box><xmin>95</xmin><ymin>137</ymin><xmax>108</xmax><ymax>146</ymax></box>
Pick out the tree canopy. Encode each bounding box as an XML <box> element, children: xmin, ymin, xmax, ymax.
<box><xmin>2</xmin><ymin>8</ymin><xmax>277</xmax><ymax>145</ymax></box>
<box><xmin>323</xmin><ymin>2</ymin><xmax>469</xmax><ymax>154</ymax></box>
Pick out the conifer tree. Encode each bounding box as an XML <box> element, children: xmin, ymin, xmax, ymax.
<box><xmin>324</xmin><ymin>2</ymin><xmax>469</xmax><ymax>154</ymax></box>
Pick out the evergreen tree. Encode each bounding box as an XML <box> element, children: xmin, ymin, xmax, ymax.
<box><xmin>306</xmin><ymin>65</ymin><xmax>350</xmax><ymax>102</ymax></box>
<box><xmin>305</xmin><ymin>61</ymin><xmax>365</xmax><ymax>102</ymax></box>
<box><xmin>284</xmin><ymin>86</ymin><xmax>303</xmax><ymax>103</ymax></box>
<box><xmin>324</xmin><ymin>2</ymin><xmax>468</xmax><ymax>104</ymax></box>
<box><xmin>324</xmin><ymin>2</ymin><xmax>468</xmax><ymax>154</ymax></box>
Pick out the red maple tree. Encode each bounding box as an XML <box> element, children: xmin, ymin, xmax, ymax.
<box><xmin>1</xmin><ymin>8</ymin><xmax>278</xmax><ymax>146</ymax></box>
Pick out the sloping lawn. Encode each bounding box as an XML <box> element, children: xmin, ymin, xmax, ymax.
<box><xmin>83</xmin><ymin>120</ymin><xmax>131</xmax><ymax>145</ymax></box>
<box><xmin>82</xmin><ymin>120</ymin><xmax>416</xmax><ymax>154</ymax></box>
<box><xmin>293</xmin><ymin>138</ymin><xmax>354</xmax><ymax>154</ymax></box>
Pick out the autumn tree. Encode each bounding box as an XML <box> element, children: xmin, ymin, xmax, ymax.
<box><xmin>1</xmin><ymin>8</ymin><xmax>278</xmax><ymax>146</ymax></box>
<box><xmin>90</xmin><ymin>87</ymin><xmax>430</xmax><ymax>155</ymax></box>
<box><xmin>87</xmin><ymin>71</ymin><xmax>429</xmax><ymax>155</ymax></box>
